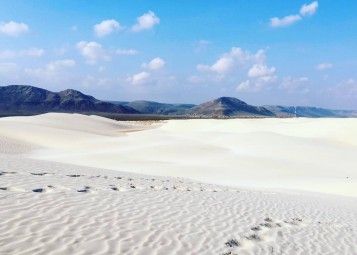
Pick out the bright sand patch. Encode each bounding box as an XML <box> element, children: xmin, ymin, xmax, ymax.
<box><xmin>0</xmin><ymin>113</ymin><xmax>356</xmax><ymax>254</ymax></box>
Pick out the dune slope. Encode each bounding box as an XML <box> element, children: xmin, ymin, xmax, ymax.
<box><xmin>1</xmin><ymin>114</ymin><xmax>355</xmax><ymax>196</ymax></box>
<box><xmin>0</xmin><ymin>113</ymin><xmax>357</xmax><ymax>254</ymax></box>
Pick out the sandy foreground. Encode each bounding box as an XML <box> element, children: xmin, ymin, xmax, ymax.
<box><xmin>0</xmin><ymin>113</ymin><xmax>356</xmax><ymax>254</ymax></box>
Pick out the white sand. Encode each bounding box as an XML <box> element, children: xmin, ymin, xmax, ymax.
<box><xmin>0</xmin><ymin>113</ymin><xmax>356</xmax><ymax>254</ymax></box>
<box><xmin>2</xmin><ymin>113</ymin><xmax>356</xmax><ymax>196</ymax></box>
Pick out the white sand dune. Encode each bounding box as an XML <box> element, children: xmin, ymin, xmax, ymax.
<box><xmin>1</xmin><ymin>113</ymin><xmax>355</xmax><ymax>196</ymax></box>
<box><xmin>1</xmin><ymin>113</ymin><xmax>357</xmax><ymax>254</ymax></box>
<box><xmin>0</xmin><ymin>113</ymin><xmax>156</xmax><ymax>149</ymax></box>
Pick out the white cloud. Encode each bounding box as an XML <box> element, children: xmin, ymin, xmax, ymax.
<box><xmin>142</xmin><ymin>57</ymin><xmax>165</xmax><ymax>70</ymax></box>
<box><xmin>236</xmin><ymin>80</ymin><xmax>251</xmax><ymax>92</ymax></box>
<box><xmin>280</xmin><ymin>76</ymin><xmax>309</xmax><ymax>94</ymax></box>
<box><xmin>233</xmin><ymin>57</ymin><xmax>278</xmax><ymax>93</ymax></box>
<box><xmin>21</xmin><ymin>48</ymin><xmax>44</xmax><ymax>57</ymax></box>
<box><xmin>187</xmin><ymin>74</ymin><xmax>224</xmax><ymax>84</ymax></box>
<box><xmin>0</xmin><ymin>62</ymin><xmax>20</xmax><ymax>73</ymax></box>
<box><xmin>230</xmin><ymin>47</ymin><xmax>266</xmax><ymax>64</ymax></box>
<box><xmin>300</xmin><ymin>1</ymin><xmax>319</xmax><ymax>16</ymax></box>
<box><xmin>115</xmin><ymin>49</ymin><xmax>139</xmax><ymax>55</ymax></box>
<box><xmin>132</xmin><ymin>11</ymin><xmax>160</xmax><ymax>32</ymax></box>
<box><xmin>210</xmin><ymin>57</ymin><xmax>233</xmax><ymax>74</ymax></box>
<box><xmin>270</xmin><ymin>2</ymin><xmax>318</xmax><ymax>28</ymax></box>
<box><xmin>76</xmin><ymin>41</ymin><xmax>138</xmax><ymax>64</ymax></box>
<box><xmin>258</xmin><ymin>75</ymin><xmax>278</xmax><ymax>83</ymax></box>
<box><xmin>94</xmin><ymin>19</ymin><xmax>123</xmax><ymax>37</ymax></box>
<box><xmin>23</xmin><ymin>60</ymin><xmax>76</xmax><ymax>88</ymax></box>
<box><xmin>126</xmin><ymin>71</ymin><xmax>151</xmax><ymax>85</ymax></box>
<box><xmin>196</xmin><ymin>64</ymin><xmax>212</xmax><ymax>73</ymax></box>
<box><xmin>347</xmin><ymin>78</ymin><xmax>355</xmax><ymax>85</ymax></box>
<box><xmin>316</xmin><ymin>63</ymin><xmax>333</xmax><ymax>71</ymax></box>
<box><xmin>197</xmin><ymin>47</ymin><xmax>266</xmax><ymax>75</ymax></box>
<box><xmin>236</xmin><ymin>75</ymin><xmax>277</xmax><ymax>93</ymax></box>
<box><xmin>27</xmin><ymin>59</ymin><xmax>76</xmax><ymax>73</ymax></box>
<box><xmin>235</xmin><ymin>59</ymin><xmax>278</xmax><ymax>93</ymax></box>
<box><xmin>330</xmin><ymin>79</ymin><xmax>357</xmax><ymax>99</ymax></box>
<box><xmin>54</xmin><ymin>45</ymin><xmax>69</xmax><ymax>56</ymax></box>
<box><xmin>248</xmin><ymin>64</ymin><xmax>276</xmax><ymax>78</ymax></box>
<box><xmin>76</xmin><ymin>41</ymin><xmax>110</xmax><ymax>65</ymax></box>
<box><xmin>46</xmin><ymin>59</ymin><xmax>76</xmax><ymax>71</ymax></box>
<box><xmin>0</xmin><ymin>62</ymin><xmax>23</xmax><ymax>82</ymax></box>
<box><xmin>82</xmin><ymin>75</ymin><xmax>96</xmax><ymax>88</ymax></box>
<box><xmin>197</xmin><ymin>58</ymin><xmax>233</xmax><ymax>74</ymax></box>
<box><xmin>25</xmin><ymin>59</ymin><xmax>76</xmax><ymax>84</ymax></box>
<box><xmin>0</xmin><ymin>21</ymin><xmax>29</xmax><ymax>36</ymax></box>
<box><xmin>194</xmin><ymin>47</ymin><xmax>275</xmax><ymax>90</ymax></box>
<box><xmin>195</xmin><ymin>40</ymin><xmax>211</xmax><ymax>53</ymax></box>
<box><xmin>188</xmin><ymin>75</ymin><xmax>205</xmax><ymax>84</ymax></box>
<box><xmin>0</xmin><ymin>48</ymin><xmax>44</xmax><ymax>58</ymax></box>
<box><xmin>270</xmin><ymin>15</ymin><xmax>301</xmax><ymax>27</ymax></box>
<box><xmin>82</xmin><ymin>75</ymin><xmax>111</xmax><ymax>88</ymax></box>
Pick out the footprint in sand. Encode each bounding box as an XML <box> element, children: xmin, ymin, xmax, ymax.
<box><xmin>244</xmin><ymin>233</ymin><xmax>266</xmax><ymax>242</ymax></box>
<box><xmin>222</xmin><ymin>217</ymin><xmax>304</xmax><ymax>254</ymax></box>
<box><xmin>0</xmin><ymin>171</ymin><xmax>17</xmax><ymax>176</ymax></box>
<box><xmin>77</xmin><ymin>186</ymin><xmax>90</xmax><ymax>192</ymax></box>
<box><xmin>151</xmin><ymin>185</ymin><xmax>162</xmax><ymax>190</ymax></box>
<box><xmin>77</xmin><ymin>186</ymin><xmax>94</xmax><ymax>193</ymax></box>
<box><xmin>225</xmin><ymin>239</ymin><xmax>240</xmax><ymax>248</ymax></box>
<box><xmin>32</xmin><ymin>186</ymin><xmax>55</xmax><ymax>193</ymax></box>
<box><xmin>32</xmin><ymin>188</ymin><xmax>45</xmax><ymax>193</ymax></box>
<box><xmin>89</xmin><ymin>175</ymin><xmax>101</xmax><ymax>178</ymax></box>
<box><xmin>284</xmin><ymin>218</ymin><xmax>303</xmax><ymax>226</ymax></box>
<box><xmin>251</xmin><ymin>226</ymin><xmax>263</xmax><ymax>231</ymax></box>
<box><xmin>221</xmin><ymin>240</ymin><xmax>240</xmax><ymax>255</ymax></box>
<box><xmin>31</xmin><ymin>172</ymin><xmax>52</xmax><ymax>176</ymax></box>
<box><xmin>67</xmin><ymin>174</ymin><xmax>82</xmax><ymax>178</ymax></box>
<box><xmin>108</xmin><ymin>185</ymin><xmax>127</xmax><ymax>192</ymax></box>
<box><xmin>251</xmin><ymin>217</ymin><xmax>284</xmax><ymax>231</ymax></box>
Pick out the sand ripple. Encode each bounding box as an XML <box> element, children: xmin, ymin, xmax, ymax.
<box><xmin>1</xmin><ymin>154</ymin><xmax>356</xmax><ymax>254</ymax></box>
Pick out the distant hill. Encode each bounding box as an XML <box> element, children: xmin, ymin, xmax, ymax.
<box><xmin>264</xmin><ymin>105</ymin><xmax>357</xmax><ymax>118</ymax></box>
<box><xmin>0</xmin><ymin>85</ymin><xmax>139</xmax><ymax>116</ymax></box>
<box><xmin>188</xmin><ymin>97</ymin><xmax>274</xmax><ymax>117</ymax></box>
<box><xmin>1</xmin><ymin>85</ymin><xmax>356</xmax><ymax>118</ymax></box>
<box><xmin>107</xmin><ymin>101</ymin><xmax>130</xmax><ymax>105</ymax></box>
<box><xmin>122</xmin><ymin>100</ymin><xmax>195</xmax><ymax>115</ymax></box>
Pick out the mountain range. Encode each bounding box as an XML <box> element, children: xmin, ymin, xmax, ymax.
<box><xmin>263</xmin><ymin>105</ymin><xmax>357</xmax><ymax>118</ymax></box>
<box><xmin>0</xmin><ymin>85</ymin><xmax>138</xmax><ymax>116</ymax></box>
<box><xmin>112</xmin><ymin>100</ymin><xmax>196</xmax><ymax>115</ymax></box>
<box><xmin>187</xmin><ymin>97</ymin><xmax>274</xmax><ymax>117</ymax></box>
<box><xmin>0</xmin><ymin>85</ymin><xmax>356</xmax><ymax>118</ymax></box>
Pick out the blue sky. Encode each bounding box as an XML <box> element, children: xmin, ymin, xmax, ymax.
<box><xmin>1</xmin><ymin>0</ymin><xmax>357</xmax><ymax>109</ymax></box>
